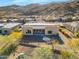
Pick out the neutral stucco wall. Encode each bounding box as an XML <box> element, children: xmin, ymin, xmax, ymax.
<box><xmin>22</xmin><ymin>25</ymin><xmax>59</xmax><ymax>35</ymax></box>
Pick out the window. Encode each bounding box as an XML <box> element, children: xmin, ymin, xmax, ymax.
<box><xmin>0</xmin><ymin>30</ymin><xmax>2</xmax><ymax>33</ymax></box>
<box><xmin>33</xmin><ymin>29</ymin><xmax>45</xmax><ymax>34</ymax></box>
<box><xmin>26</xmin><ymin>30</ymin><xmax>31</xmax><ymax>34</ymax></box>
<box><xmin>48</xmin><ymin>31</ymin><xmax>52</xmax><ymax>34</ymax></box>
<box><xmin>4</xmin><ymin>30</ymin><xmax>8</xmax><ymax>33</ymax></box>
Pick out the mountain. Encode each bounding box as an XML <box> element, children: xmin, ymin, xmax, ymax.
<box><xmin>0</xmin><ymin>1</ymin><xmax>79</xmax><ymax>17</ymax></box>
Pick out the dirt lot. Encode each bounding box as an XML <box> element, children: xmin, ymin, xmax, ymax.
<box><xmin>8</xmin><ymin>42</ymin><xmax>46</xmax><ymax>59</ymax></box>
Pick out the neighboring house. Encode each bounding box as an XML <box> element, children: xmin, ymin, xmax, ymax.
<box><xmin>0</xmin><ymin>24</ymin><xmax>4</xmax><ymax>34</ymax></box>
<box><xmin>0</xmin><ymin>23</ymin><xmax>21</xmax><ymax>35</ymax></box>
<box><xmin>0</xmin><ymin>24</ymin><xmax>4</xmax><ymax>28</ymax></box>
<box><xmin>64</xmin><ymin>21</ymin><xmax>79</xmax><ymax>33</ymax></box>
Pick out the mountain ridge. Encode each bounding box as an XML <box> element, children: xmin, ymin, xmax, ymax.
<box><xmin>0</xmin><ymin>1</ymin><xmax>79</xmax><ymax>17</ymax></box>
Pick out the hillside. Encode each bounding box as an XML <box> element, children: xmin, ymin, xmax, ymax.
<box><xmin>0</xmin><ymin>1</ymin><xmax>79</xmax><ymax>17</ymax></box>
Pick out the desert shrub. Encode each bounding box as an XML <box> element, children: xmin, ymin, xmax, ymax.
<box><xmin>1</xmin><ymin>43</ymin><xmax>17</xmax><ymax>55</ymax></box>
<box><xmin>60</xmin><ymin>50</ymin><xmax>79</xmax><ymax>59</ymax></box>
<box><xmin>0</xmin><ymin>32</ymin><xmax>22</xmax><ymax>56</ymax></box>
<box><xmin>32</xmin><ymin>45</ymin><xmax>53</xmax><ymax>59</ymax></box>
<box><xmin>60</xmin><ymin>50</ymin><xmax>72</xmax><ymax>59</ymax></box>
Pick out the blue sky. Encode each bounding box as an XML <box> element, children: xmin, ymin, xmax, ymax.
<box><xmin>0</xmin><ymin>0</ymin><xmax>68</xmax><ymax>6</ymax></box>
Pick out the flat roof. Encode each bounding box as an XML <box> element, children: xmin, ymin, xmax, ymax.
<box><xmin>24</xmin><ymin>22</ymin><xmax>63</xmax><ymax>26</ymax></box>
<box><xmin>3</xmin><ymin>23</ymin><xmax>20</xmax><ymax>29</ymax></box>
<box><xmin>32</xmin><ymin>26</ymin><xmax>45</xmax><ymax>29</ymax></box>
